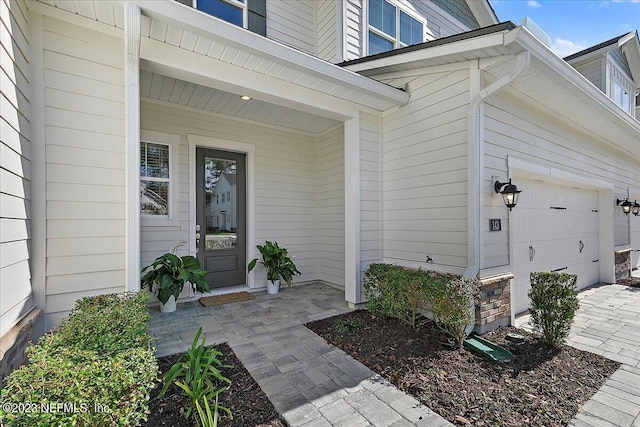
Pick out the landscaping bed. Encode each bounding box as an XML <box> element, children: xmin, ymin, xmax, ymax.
<box><xmin>618</xmin><ymin>276</ymin><xmax>640</xmax><ymax>288</ymax></box>
<box><xmin>306</xmin><ymin>310</ymin><xmax>619</xmax><ymax>427</ymax></box>
<box><xmin>143</xmin><ymin>343</ymin><xmax>286</xmax><ymax>427</ymax></box>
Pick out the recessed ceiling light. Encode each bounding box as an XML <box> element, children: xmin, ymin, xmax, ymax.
<box><xmin>240</xmin><ymin>95</ymin><xmax>251</xmax><ymax>101</ymax></box>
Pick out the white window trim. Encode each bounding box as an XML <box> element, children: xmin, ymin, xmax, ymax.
<box><xmin>140</xmin><ymin>129</ymin><xmax>181</xmax><ymax>227</ymax></box>
<box><xmin>193</xmin><ymin>0</ymin><xmax>248</xmax><ymax>29</ymax></box>
<box><xmin>607</xmin><ymin>56</ymin><xmax>635</xmax><ymax>115</ymax></box>
<box><xmin>366</xmin><ymin>0</ymin><xmax>426</xmax><ymax>55</ymax></box>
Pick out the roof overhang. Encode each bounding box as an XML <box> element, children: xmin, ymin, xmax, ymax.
<box><xmin>619</xmin><ymin>31</ymin><xmax>640</xmax><ymax>88</ymax></box>
<box><xmin>466</xmin><ymin>0</ymin><xmax>499</xmax><ymax>27</ymax></box>
<box><xmin>343</xmin><ymin>23</ymin><xmax>640</xmax><ymax>159</ymax></box>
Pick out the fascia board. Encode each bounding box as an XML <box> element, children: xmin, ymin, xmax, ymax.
<box><xmin>506</xmin><ymin>26</ymin><xmax>640</xmax><ymax>153</ymax></box>
<box><xmin>343</xmin><ymin>32</ymin><xmax>507</xmax><ymax>74</ymax></box>
<box><xmin>130</xmin><ymin>0</ymin><xmax>409</xmax><ymax>107</ymax></box>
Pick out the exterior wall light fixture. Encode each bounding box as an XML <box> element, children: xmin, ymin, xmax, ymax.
<box><xmin>632</xmin><ymin>201</ymin><xmax>640</xmax><ymax>216</ymax></box>
<box><xmin>494</xmin><ymin>179</ymin><xmax>522</xmax><ymax>211</ymax></box>
<box><xmin>617</xmin><ymin>198</ymin><xmax>634</xmax><ymax>215</ymax></box>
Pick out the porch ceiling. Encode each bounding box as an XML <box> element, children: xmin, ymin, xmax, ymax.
<box><xmin>140</xmin><ymin>70</ymin><xmax>341</xmax><ymax>134</ymax></box>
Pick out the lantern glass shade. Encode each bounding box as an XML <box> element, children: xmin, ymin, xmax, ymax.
<box><xmin>617</xmin><ymin>198</ymin><xmax>634</xmax><ymax>215</ymax></box>
<box><xmin>495</xmin><ymin>179</ymin><xmax>522</xmax><ymax>211</ymax></box>
<box><xmin>632</xmin><ymin>201</ymin><xmax>640</xmax><ymax>216</ymax></box>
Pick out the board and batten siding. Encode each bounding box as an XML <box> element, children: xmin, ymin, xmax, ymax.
<box><xmin>316</xmin><ymin>0</ymin><xmax>338</xmax><ymax>63</ymax></box>
<box><xmin>266</xmin><ymin>0</ymin><xmax>315</xmax><ymax>56</ymax></box>
<box><xmin>42</xmin><ymin>16</ymin><xmax>126</xmax><ymax>328</ymax></box>
<box><xmin>343</xmin><ymin>0</ymin><xmax>472</xmax><ymax>61</ymax></box>
<box><xmin>316</xmin><ymin>125</ymin><xmax>345</xmax><ymax>286</ymax></box>
<box><xmin>380</xmin><ymin>68</ymin><xmax>470</xmax><ymax>272</ymax></box>
<box><xmin>482</xmin><ymin>91</ymin><xmax>640</xmax><ymax>271</ymax></box>
<box><xmin>140</xmin><ymin>101</ymin><xmax>328</xmax><ymax>286</ymax></box>
<box><xmin>359</xmin><ymin>112</ymin><xmax>382</xmax><ymax>284</ymax></box>
<box><xmin>1</xmin><ymin>0</ymin><xmax>33</xmax><ymax>336</ymax></box>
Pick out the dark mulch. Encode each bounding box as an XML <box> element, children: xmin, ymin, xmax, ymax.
<box><xmin>306</xmin><ymin>310</ymin><xmax>620</xmax><ymax>427</ymax></box>
<box><xmin>142</xmin><ymin>343</ymin><xmax>286</xmax><ymax>427</ymax></box>
<box><xmin>618</xmin><ymin>276</ymin><xmax>640</xmax><ymax>288</ymax></box>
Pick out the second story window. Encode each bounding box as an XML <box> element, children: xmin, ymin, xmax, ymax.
<box><xmin>192</xmin><ymin>0</ymin><xmax>266</xmax><ymax>36</ymax></box>
<box><xmin>608</xmin><ymin>61</ymin><xmax>635</xmax><ymax>115</ymax></box>
<box><xmin>368</xmin><ymin>0</ymin><xmax>424</xmax><ymax>55</ymax></box>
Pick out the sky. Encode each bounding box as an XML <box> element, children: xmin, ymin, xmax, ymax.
<box><xmin>490</xmin><ymin>0</ymin><xmax>640</xmax><ymax>57</ymax></box>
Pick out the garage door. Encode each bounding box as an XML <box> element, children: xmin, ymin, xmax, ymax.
<box><xmin>511</xmin><ymin>179</ymin><xmax>599</xmax><ymax>315</ymax></box>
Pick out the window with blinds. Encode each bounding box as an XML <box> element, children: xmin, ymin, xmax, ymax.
<box><xmin>140</xmin><ymin>142</ymin><xmax>170</xmax><ymax>216</ymax></box>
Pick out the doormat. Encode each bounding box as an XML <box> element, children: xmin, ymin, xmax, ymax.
<box><xmin>199</xmin><ymin>291</ymin><xmax>255</xmax><ymax>307</ymax></box>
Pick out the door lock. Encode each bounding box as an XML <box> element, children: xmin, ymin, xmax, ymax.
<box><xmin>579</xmin><ymin>240</ymin><xmax>584</xmax><ymax>253</ymax></box>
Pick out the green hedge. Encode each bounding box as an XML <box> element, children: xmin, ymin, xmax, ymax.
<box><xmin>362</xmin><ymin>263</ymin><xmax>479</xmax><ymax>348</ymax></box>
<box><xmin>0</xmin><ymin>292</ymin><xmax>157</xmax><ymax>427</ymax></box>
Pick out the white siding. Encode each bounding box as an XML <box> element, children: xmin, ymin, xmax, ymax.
<box><xmin>42</xmin><ymin>17</ymin><xmax>126</xmax><ymax>328</ymax></box>
<box><xmin>316</xmin><ymin>0</ymin><xmax>338</xmax><ymax>63</ymax></box>
<box><xmin>572</xmin><ymin>57</ymin><xmax>604</xmax><ymax>92</ymax></box>
<box><xmin>344</xmin><ymin>0</ymin><xmax>471</xmax><ymax>61</ymax></box>
<box><xmin>381</xmin><ymin>69</ymin><xmax>470</xmax><ymax>271</ymax></box>
<box><xmin>317</xmin><ymin>125</ymin><xmax>345</xmax><ymax>286</ymax></box>
<box><xmin>267</xmin><ymin>0</ymin><xmax>315</xmax><ymax>56</ymax></box>
<box><xmin>140</xmin><ymin>101</ymin><xmax>327</xmax><ymax>286</ymax></box>
<box><xmin>1</xmin><ymin>0</ymin><xmax>33</xmax><ymax>336</ymax></box>
<box><xmin>360</xmin><ymin>112</ymin><xmax>381</xmax><ymax>278</ymax></box>
<box><xmin>482</xmin><ymin>91</ymin><xmax>640</xmax><ymax>270</ymax></box>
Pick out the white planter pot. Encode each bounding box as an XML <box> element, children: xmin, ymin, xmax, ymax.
<box><xmin>160</xmin><ymin>295</ymin><xmax>177</xmax><ymax>313</ymax></box>
<box><xmin>266</xmin><ymin>279</ymin><xmax>280</xmax><ymax>295</ymax></box>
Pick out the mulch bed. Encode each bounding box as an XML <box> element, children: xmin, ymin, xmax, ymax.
<box><xmin>306</xmin><ymin>310</ymin><xmax>620</xmax><ymax>427</ymax></box>
<box><xmin>618</xmin><ymin>276</ymin><xmax>640</xmax><ymax>288</ymax></box>
<box><xmin>142</xmin><ymin>343</ymin><xmax>286</xmax><ymax>427</ymax></box>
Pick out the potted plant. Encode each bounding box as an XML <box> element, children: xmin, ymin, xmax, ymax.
<box><xmin>141</xmin><ymin>253</ymin><xmax>210</xmax><ymax>313</ymax></box>
<box><xmin>247</xmin><ymin>241</ymin><xmax>301</xmax><ymax>294</ymax></box>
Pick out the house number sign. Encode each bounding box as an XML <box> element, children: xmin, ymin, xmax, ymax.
<box><xmin>489</xmin><ymin>219</ymin><xmax>501</xmax><ymax>231</ymax></box>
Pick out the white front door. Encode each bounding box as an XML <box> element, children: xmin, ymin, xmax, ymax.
<box><xmin>511</xmin><ymin>179</ymin><xmax>599</xmax><ymax>315</ymax></box>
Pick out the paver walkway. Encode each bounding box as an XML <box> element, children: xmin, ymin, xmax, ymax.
<box><xmin>151</xmin><ymin>281</ymin><xmax>640</xmax><ymax>426</ymax></box>
<box><xmin>517</xmin><ymin>283</ymin><xmax>640</xmax><ymax>427</ymax></box>
<box><xmin>149</xmin><ymin>283</ymin><xmax>452</xmax><ymax>426</ymax></box>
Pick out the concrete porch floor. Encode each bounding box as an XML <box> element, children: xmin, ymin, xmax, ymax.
<box><xmin>150</xmin><ymin>281</ymin><xmax>640</xmax><ymax>427</ymax></box>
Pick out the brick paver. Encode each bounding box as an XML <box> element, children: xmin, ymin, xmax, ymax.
<box><xmin>149</xmin><ymin>283</ymin><xmax>452</xmax><ymax>426</ymax></box>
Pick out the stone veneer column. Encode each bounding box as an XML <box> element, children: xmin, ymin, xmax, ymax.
<box><xmin>615</xmin><ymin>249</ymin><xmax>632</xmax><ymax>282</ymax></box>
<box><xmin>475</xmin><ymin>274</ymin><xmax>513</xmax><ymax>334</ymax></box>
<box><xmin>0</xmin><ymin>309</ymin><xmax>42</xmax><ymax>388</ymax></box>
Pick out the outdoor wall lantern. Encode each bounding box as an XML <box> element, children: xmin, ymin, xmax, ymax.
<box><xmin>632</xmin><ymin>201</ymin><xmax>640</xmax><ymax>216</ymax></box>
<box><xmin>494</xmin><ymin>179</ymin><xmax>522</xmax><ymax>211</ymax></box>
<box><xmin>617</xmin><ymin>198</ymin><xmax>634</xmax><ymax>215</ymax></box>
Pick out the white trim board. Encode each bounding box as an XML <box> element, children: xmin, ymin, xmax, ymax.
<box><xmin>187</xmin><ymin>134</ymin><xmax>255</xmax><ymax>288</ymax></box>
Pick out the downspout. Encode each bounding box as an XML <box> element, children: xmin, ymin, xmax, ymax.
<box><xmin>465</xmin><ymin>51</ymin><xmax>530</xmax><ymax>278</ymax></box>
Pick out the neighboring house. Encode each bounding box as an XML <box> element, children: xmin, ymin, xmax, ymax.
<box><xmin>2</xmin><ymin>0</ymin><xmax>640</xmax><ymax>377</ymax></box>
<box><xmin>210</xmin><ymin>172</ymin><xmax>237</xmax><ymax>233</ymax></box>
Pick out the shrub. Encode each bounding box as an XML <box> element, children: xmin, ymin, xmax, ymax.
<box><xmin>0</xmin><ymin>291</ymin><xmax>158</xmax><ymax>427</ymax></box>
<box><xmin>528</xmin><ymin>272</ymin><xmax>579</xmax><ymax>347</ymax></box>
<box><xmin>162</xmin><ymin>327</ymin><xmax>232</xmax><ymax>426</ymax></box>
<box><xmin>55</xmin><ymin>292</ymin><xmax>152</xmax><ymax>356</ymax></box>
<box><xmin>424</xmin><ymin>276</ymin><xmax>480</xmax><ymax>349</ymax></box>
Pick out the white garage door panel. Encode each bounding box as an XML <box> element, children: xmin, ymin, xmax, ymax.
<box><xmin>512</xmin><ymin>180</ymin><xmax>599</xmax><ymax>315</ymax></box>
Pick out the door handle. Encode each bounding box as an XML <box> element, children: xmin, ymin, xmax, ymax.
<box><xmin>529</xmin><ymin>245</ymin><xmax>535</xmax><ymax>262</ymax></box>
<box><xmin>579</xmin><ymin>240</ymin><xmax>584</xmax><ymax>253</ymax></box>
<box><xmin>195</xmin><ymin>224</ymin><xmax>201</xmax><ymax>253</ymax></box>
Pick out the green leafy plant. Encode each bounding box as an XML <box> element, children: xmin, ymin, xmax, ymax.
<box><xmin>334</xmin><ymin>317</ymin><xmax>363</xmax><ymax>335</ymax></box>
<box><xmin>528</xmin><ymin>272</ymin><xmax>579</xmax><ymax>347</ymax></box>
<box><xmin>161</xmin><ymin>327</ymin><xmax>232</xmax><ymax>425</ymax></box>
<box><xmin>0</xmin><ymin>292</ymin><xmax>157</xmax><ymax>427</ymax></box>
<box><xmin>247</xmin><ymin>241</ymin><xmax>301</xmax><ymax>285</ymax></box>
<box><xmin>424</xmin><ymin>276</ymin><xmax>480</xmax><ymax>349</ymax></box>
<box><xmin>141</xmin><ymin>253</ymin><xmax>209</xmax><ymax>305</ymax></box>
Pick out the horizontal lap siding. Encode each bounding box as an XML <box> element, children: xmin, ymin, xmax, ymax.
<box><xmin>1</xmin><ymin>0</ymin><xmax>32</xmax><ymax>336</ymax></box>
<box><xmin>267</xmin><ymin>0</ymin><xmax>315</xmax><ymax>56</ymax></box>
<box><xmin>42</xmin><ymin>17</ymin><xmax>125</xmax><ymax>328</ymax></box>
<box><xmin>381</xmin><ymin>69</ymin><xmax>470</xmax><ymax>270</ymax></box>
<box><xmin>483</xmin><ymin>92</ymin><xmax>640</xmax><ymax>270</ymax></box>
<box><xmin>140</xmin><ymin>101</ymin><xmax>321</xmax><ymax>285</ymax></box>
<box><xmin>317</xmin><ymin>125</ymin><xmax>344</xmax><ymax>286</ymax></box>
<box><xmin>316</xmin><ymin>0</ymin><xmax>338</xmax><ymax>63</ymax></box>
<box><xmin>360</xmin><ymin>112</ymin><xmax>381</xmax><ymax>283</ymax></box>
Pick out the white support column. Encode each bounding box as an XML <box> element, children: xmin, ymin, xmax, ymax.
<box><xmin>344</xmin><ymin>116</ymin><xmax>361</xmax><ymax>306</ymax></box>
<box><xmin>125</xmin><ymin>4</ymin><xmax>141</xmax><ymax>291</ymax></box>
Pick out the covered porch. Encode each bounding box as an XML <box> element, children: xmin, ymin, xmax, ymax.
<box><xmin>123</xmin><ymin>1</ymin><xmax>410</xmax><ymax>305</ymax></box>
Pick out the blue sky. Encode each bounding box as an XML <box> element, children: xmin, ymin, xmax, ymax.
<box><xmin>490</xmin><ymin>1</ymin><xmax>640</xmax><ymax>57</ymax></box>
